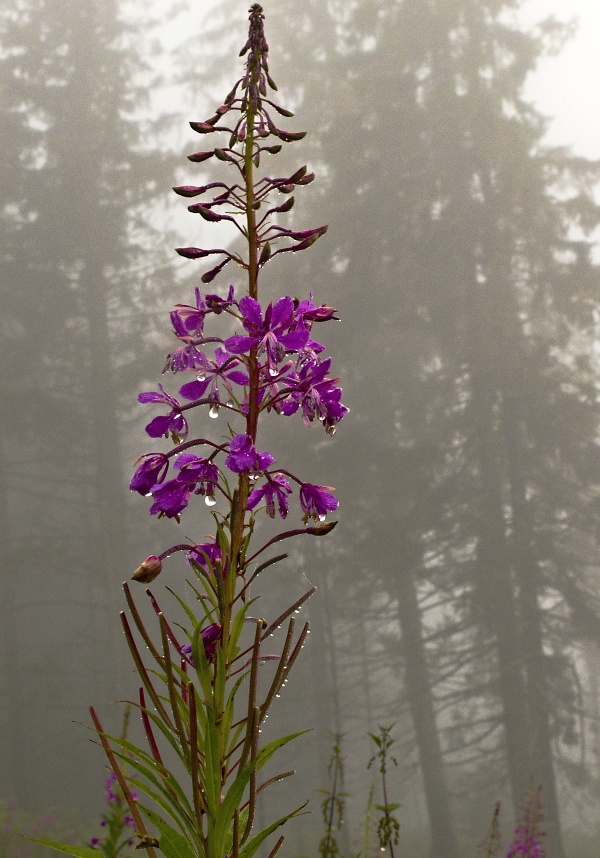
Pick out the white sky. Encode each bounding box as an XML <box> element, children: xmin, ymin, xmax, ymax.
<box><xmin>518</xmin><ymin>0</ymin><xmax>600</xmax><ymax>158</ymax></box>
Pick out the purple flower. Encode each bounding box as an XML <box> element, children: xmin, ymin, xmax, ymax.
<box><xmin>181</xmin><ymin>623</ymin><xmax>222</xmax><ymax>664</ymax></box>
<box><xmin>187</xmin><ymin>540</ymin><xmax>222</xmax><ymax>571</ymax></box>
<box><xmin>148</xmin><ymin>478</ymin><xmax>191</xmax><ymax>518</ymax></box>
<box><xmin>130</xmin><ymin>454</ymin><xmax>169</xmax><ymax>495</ymax></box>
<box><xmin>295</xmin><ymin>296</ymin><xmax>339</xmax><ymax>324</ymax></box>
<box><xmin>141</xmin><ymin>453</ymin><xmax>220</xmax><ymax>518</ymax></box>
<box><xmin>281</xmin><ymin>358</ymin><xmax>348</xmax><ymax>433</ymax></box>
<box><xmin>225</xmin><ymin>433</ymin><xmax>275</xmax><ymax>474</ymax></box>
<box><xmin>225</xmin><ymin>296</ymin><xmax>309</xmax><ymax>374</ymax></box>
<box><xmin>299</xmin><ymin>482</ymin><xmax>339</xmax><ymax>522</ymax></box>
<box><xmin>247</xmin><ymin>473</ymin><xmax>292</xmax><ymax>519</ymax></box>
<box><xmin>179</xmin><ymin>348</ymin><xmax>249</xmax><ymax>410</ymax></box>
<box><xmin>174</xmin><ymin>452</ymin><xmax>219</xmax><ymax>502</ymax></box>
<box><xmin>138</xmin><ymin>384</ymin><xmax>187</xmax><ymax>441</ymax></box>
<box><xmin>172</xmin><ymin>287</ymin><xmax>209</xmax><ymax>336</ymax></box>
<box><xmin>205</xmin><ymin>284</ymin><xmax>235</xmax><ymax>313</ymax></box>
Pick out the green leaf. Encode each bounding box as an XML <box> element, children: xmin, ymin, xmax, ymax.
<box><xmin>229</xmin><ymin>598</ymin><xmax>258</xmax><ymax>656</ymax></box>
<box><xmin>238</xmin><ymin>803</ymin><xmax>308</xmax><ymax>858</ymax></box>
<box><xmin>203</xmin><ymin>707</ymin><xmax>222</xmax><ymax>811</ymax></box>
<box><xmin>141</xmin><ymin>806</ymin><xmax>197</xmax><ymax>858</ymax></box>
<box><xmin>255</xmin><ymin>730</ymin><xmax>310</xmax><ymax>771</ymax></box>
<box><xmin>126</xmin><ymin>775</ymin><xmax>201</xmax><ymax>851</ymax></box>
<box><xmin>24</xmin><ymin>840</ymin><xmax>100</xmax><ymax>857</ymax></box>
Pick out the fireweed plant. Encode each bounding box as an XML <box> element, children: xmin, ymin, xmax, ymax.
<box><xmin>317</xmin><ymin>735</ymin><xmax>348</xmax><ymax>858</ymax></box>
<box><xmin>33</xmin><ymin>5</ymin><xmax>346</xmax><ymax>858</ymax></box>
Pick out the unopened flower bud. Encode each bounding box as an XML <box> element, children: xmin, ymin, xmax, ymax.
<box><xmin>132</xmin><ymin>555</ymin><xmax>162</xmax><ymax>584</ymax></box>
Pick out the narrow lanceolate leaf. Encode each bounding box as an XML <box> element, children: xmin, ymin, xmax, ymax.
<box><xmin>237</xmin><ymin>803</ymin><xmax>309</xmax><ymax>858</ymax></box>
<box><xmin>23</xmin><ymin>841</ymin><xmax>99</xmax><ymax>858</ymax></box>
<box><xmin>140</xmin><ymin>806</ymin><xmax>197</xmax><ymax>858</ymax></box>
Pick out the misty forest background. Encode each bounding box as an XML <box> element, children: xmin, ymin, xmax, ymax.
<box><xmin>2</xmin><ymin>1</ymin><xmax>600</xmax><ymax>857</ymax></box>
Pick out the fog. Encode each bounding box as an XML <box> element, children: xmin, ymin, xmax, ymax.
<box><xmin>2</xmin><ymin>1</ymin><xmax>600</xmax><ymax>857</ymax></box>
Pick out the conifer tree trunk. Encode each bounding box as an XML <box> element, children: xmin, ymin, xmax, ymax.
<box><xmin>503</xmin><ymin>401</ymin><xmax>565</xmax><ymax>858</ymax></box>
<box><xmin>0</xmin><ymin>449</ymin><xmax>26</xmax><ymax>804</ymax></box>
<box><xmin>395</xmin><ymin>543</ymin><xmax>458</xmax><ymax>858</ymax></box>
<box><xmin>470</xmin><ymin>371</ymin><xmax>533</xmax><ymax>811</ymax></box>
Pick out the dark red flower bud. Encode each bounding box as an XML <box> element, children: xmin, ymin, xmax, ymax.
<box><xmin>188</xmin><ymin>204</ymin><xmax>226</xmax><ymax>222</ymax></box>
<box><xmin>173</xmin><ymin>185</ymin><xmax>206</xmax><ymax>198</ymax></box>
<box><xmin>190</xmin><ymin>121</ymin><xmax>217</xmax><ymax>134</ymax></box>
<box><xmin>288</xmin><ymin>165</ymin><xmax>308</xmax><ymax>184</ymax></box>
<box><xmin>175</xmin><ymin>247</ymin><xmax>212</xmax><ymax>259</ymax></box>
<box><xmin>277</xmin><ymin>129</ymin><xmax>307</xmax><ymax>143</ymax></box>
<box><xmin>272</xmin><ymin>196</ymin><xmax>295</xmax><ymax>213</ymax></box>
<box><xmin>187</xmin><ymin>151</ymin><xmax>215</xmax><ymax>163</ymax></box>
<box><xmin>201</xmin><ymin>258</ymin><xmax>230</xmax><ymax>284</ymax></box>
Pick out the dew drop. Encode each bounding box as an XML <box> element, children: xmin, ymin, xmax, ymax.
<box><xmin>209</xmin><ymin>403</ymin><xmax>219</xmax><ymax>418</ymax></box>
<box><xmin>276</xmin><ymin>693</ymin><xmax>281</xmax><ymax>698</ymax></box>
<box><xmin>226</xmin><ymin>399</ymin><xmax>234</xmax><ymax>409</ymax></box>
<box><xmin>318</xmin><ymin>514</ymin><xmax>326</xmax><ymax>522</ymax></box>
<box><xmin>205</xmin><ymin>495</ymin><xmax>217</xmax><ymax>507</ymax></box>
<box><xmin>196</xmin><ymin>371</ymin><xmax>206</xmax><ymax>381</ymax></box>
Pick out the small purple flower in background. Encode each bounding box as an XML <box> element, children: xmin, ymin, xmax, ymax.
<box><xmin>225</xmin><ymin>433</ymin><xmax>275</xmax><ymax>474</ymax></box>
<box><xmin>247</xmin><ymin>473</ymin><xmax>292</xmax><ymax>519</ymax></box>
<box><xmin>138</xmin><ymin>384</ymin><xmax>187</xmax><ymax>441</ymax></box>
<box><xmin>299</xmin><ymin>483</ymin><xmax>339</xmax><ymax>523</ymax></box>
<box><xmin>505</xmin><ymin>787</ymin><xmax>545</xmax><ymax>858</ymax></box>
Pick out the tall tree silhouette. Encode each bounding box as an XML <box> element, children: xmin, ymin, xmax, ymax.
<box><xmin>0</xmin><ymin>0</ymin><xmax>180</xmax><ymax>811</ymax></box>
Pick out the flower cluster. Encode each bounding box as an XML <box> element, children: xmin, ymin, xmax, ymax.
<box><xmin>505</xmin><ymin>788</ymin><xmax>545</xmax><ymax>858</ymax></box>
<box><xmin>130</xmin><ymin>287</ymin><xmax>346</xmax><ymax>529</ymax></box>
<box><xmin>89</xmin><ymin>771</ymin><xmax>136</xmax><ymax>854</ymax></box>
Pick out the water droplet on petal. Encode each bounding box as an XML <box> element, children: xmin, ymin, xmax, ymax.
<box><xmin>196</xmin><ymin>371</ymin><xmax>206</xmax><ymax>381</ymax></box>
<box><xmin>318</xmin><ymin>514</ymin><xmax>326</xmax><ymax>522</ymax></box>
<box><xmin>209</xmin><ymin>403</ymin><xmax>219</xmax><ymax>418</ymax></box>
<box><xmin>205</xmin><ymin>495</ymin><xmax>217</xmax><ymax>507</ymax></box>
<box><xmin>226</xmin><ymin>399</ymin><xmax>234</xmax><ymax>408</ymax></box>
